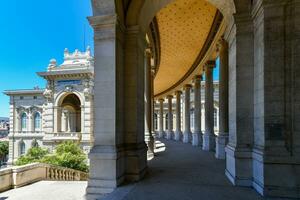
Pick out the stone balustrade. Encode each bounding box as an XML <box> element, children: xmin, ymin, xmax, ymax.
<box><xmin>0</xmin><ymin>163</ymin><xmax>88</xmax><ymax>192</ymax></box>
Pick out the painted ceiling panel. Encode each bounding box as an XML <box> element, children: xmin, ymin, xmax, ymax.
<box><xmin>154</xmin><ymin>0</ymin><xmax>216</xmax><ymax>95</ymax></box>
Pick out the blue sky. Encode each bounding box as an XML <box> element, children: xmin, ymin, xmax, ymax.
<box><xmin>0</xmin><ymin>0</ymin><xmax>93</xmax><ymax>117</ymax></box>
<box><xmin>0</xmin><ymin>1</ymin><xmax>219</xmax><ymax>117</ymax></box>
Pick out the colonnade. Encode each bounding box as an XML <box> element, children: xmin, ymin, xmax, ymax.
<box><xmin>149</xmin><ymin>39</ymin><xmax>228</xmax><ymax>159</ymax></box>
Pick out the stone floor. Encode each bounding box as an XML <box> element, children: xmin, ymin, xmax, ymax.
<box><xmin>0</xmin><ymin>181</ymin><xmax>87</xmax><ymax>200</ymax></box>
<box><xmin>0</xmin><ymin>139</ymin><xmax>290</xmax><ymax>200</ymax></box>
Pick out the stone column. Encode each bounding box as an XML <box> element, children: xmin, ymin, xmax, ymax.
<box><xmin>183</xmin><ymin>84</ymin><xmax>192</xmax><ymax>143</ymax></box>
<box><xmin>87</xmin><ymin>13</ymin><xmax>127</xmax><ymax>198</ymax></box>
<box><xmin>192</xmin><ymin>75</ymin><xmax>202</xmax><ymax>146</ymax></box>
<box><xmin>225</xmin><ymin>10</ymin><xmax>254</xmax><ymax>188</ymax></box>
<box><xmin>158</xmin><ymin>99</ymin><xmax>165</xmax><ymax>138</ymax></box>
<box><xmin>150</xmin><ymin>68</ymin><xmax>156</xmax><ymax>149</ymax></box>
<box><xmin>203</xmin><ymin>61</ymin><xmax>215</xmax><ymax>151</ymax></box>
<box><xmin>144</xmin><ymin>49</ymin><xmax>154</xmax><ymax>157</ymax></box>
<box><xmin>215</xmin><ymin>38</ymin><xmax>229</xmax><ymax>159</ymax></box>
<box><xmin>166</xmin><ymin>95</ymin><xmax>174</xmax><ymax>140</ymax></box>
<box><xmin>174</xmin><ymin>91</ymin><xmax>182</xmax><ymax>141</ymax></box>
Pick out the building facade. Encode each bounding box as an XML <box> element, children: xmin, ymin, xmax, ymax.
<box><xmin>0</xmin><ymin>117</ymin><xmax>9</xmax><ymax>138</ymax></box>
<box><xmin>4</xmin><ymin>48</ymin><xmax>94</xmax><ymax>165</ymax></box>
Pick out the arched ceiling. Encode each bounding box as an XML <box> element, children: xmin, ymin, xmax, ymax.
<box><xmin>154</xmin><ymin>0</ymin><xmax>217</xmax><ymax>95</ymax></box>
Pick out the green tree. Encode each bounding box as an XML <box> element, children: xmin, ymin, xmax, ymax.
<box><xmin>0</xmin><ymin>141</ymin><xmax>9</xmax><ymax>161</ymax></box>
<box><xmin>42</xmin><ymin>141</ymin><xmax>88</xmax><ymax>172</ymax></box>
<box><xmin>15</xmin><ymin>147</ymin><xmax>49</xmax><ymax>166</ymax></box>
<box><xmin>15</xmin><ymin>141</ymin><xmax>88</xmax><ymax>172</ymax></box>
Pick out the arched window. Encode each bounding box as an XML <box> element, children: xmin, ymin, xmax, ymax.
<box><xmin>21</xmin><ymin>113</ymin><xmax>27</xmax><ymax>131</ymax></box>
<box><xmin>165</xmin><ymin>113</ymin><xmax>168</xmax><ymax>130</ymax></box>
<box><xmin>190</xmin><ymin>109</ymin><xmax>194</xmax><ymax>132</ymax></box>
<box><xmin>20</xmin><ymin>141</ymin><xmax>26</xmax><ymax>155</ymax></box>
<box><xmin>34</xmin><ymin>112</ymin><xmax>41</xmax><ymax>131</ymax></box>
<box><xmin>154</xmin><ymin>113</ymin><xmax>158</xmax><ymax>130</ymax></box>
<box><xmin>214</xmin><ymin>108</ymin><xmax>218</xmax><ymax>128</ymax></box>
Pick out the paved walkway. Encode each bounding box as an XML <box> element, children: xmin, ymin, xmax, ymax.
<box><xmin>0</xmin><ymin>140</ymin><xmax>288</xmax><ymax>200</ymax></box>
<box><xmin>0</xmin><ymin>181</ymin><xmax>87</xmax><ymax>200</ymax></box>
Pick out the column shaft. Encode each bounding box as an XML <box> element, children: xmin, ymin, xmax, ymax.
<box><xmin>203</xmin><ymin>61</ymin><xmax>215</xmax><ymax>151</ymax></box>
<box><xmin>144</xmin><ymin>49</ymin><xmax>154</xmax><ymax>157</ymax></box>
<box><xmin>183</xmin><ymin>85</ymin><xmax>192</xmax><ymax>143</ymax></box>
<box><xmin>174</xmin><ymin>91</ymin><xmax>182</xmax><ymax>141</ymax></box>
<box><xmin>166</xmin><ymin>95</ymin><xmax>174</xmax><ymax>140</ymax></box>
<box><xmin>192</xmin><ymin>75</ymin><xmax>202</xmax><ymax>146</ymax></box>
<box><xmin>216</xmin><ymin>39</ymin><xmax>229</xmax><ymax>159</ymax></box>
<box><xmin>158</xmin><ymin>99</ymin><xmax>165</xmax><ymax>138</ymax></box>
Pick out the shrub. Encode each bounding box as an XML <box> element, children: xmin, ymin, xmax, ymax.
<box><xmin>0</xmin><ymin>141</ymin><xmax>9</xmax><ymax>158</ymax></box>
<box><xmin>15</xmin><ymin>141</ymin><xmax>88</xmax><ymax>172</ymax></box>
<box><xmin>15</xmin><ymin>147</ymin><xmax>49</xmax><ymax>166</ymax></box>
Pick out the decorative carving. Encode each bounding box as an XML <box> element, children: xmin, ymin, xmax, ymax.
<box><xmin>64</xmin><ymin>85</ymin><xmax>73</xmax><ymax>93</ymax></box>
<box><xmin>43</xmin><ymin>85</ymin><xmax>53</xmax><ymax>100</ymax></box>
<box><xmin>83</xmin><ymin>79</ymin><xmax>94</xmax><ymax>101</ymax></box>
<box><xmin>47</xmin><ymin>59</ymin><xmax>57</xmax><ymax>71</ymax></box>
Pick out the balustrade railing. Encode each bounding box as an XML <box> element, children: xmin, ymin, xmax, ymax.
<box><xmin>0</xmin><ymin>163</ymin><xmax>88</xmax><ymax>192</ymax></box>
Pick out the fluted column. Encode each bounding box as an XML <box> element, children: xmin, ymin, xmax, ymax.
<box><xmin>216</xmin><ymin>38</ymin><xmax>229</xmax><ymax>159</ymax></box>
<box><xmin>183</xmin><ymin>84</ymin><xmax>192</xmax><ymax>143</ymax></box>
<box><xmin>158</xmin><ymin>99</ymin><xmax>165</xmax><ymax>138</ymax></box>
<box><xmin>192</xmin><ymin>75</ymin><xmax>203</xmax><ymax>146</ymax></box>
<box><xmin>203</xmin><ymin>61</ymin><xmax>215</xmax><ymax>151</ymax></box>
<box><xmin>144</xmin><ymin>49</ymin><xmax>154</xmax><ymax>157</ymax></box>
<box><xmin>174</xmin><ymin>91</ymin><xmax>182</xmax><ymax>141</ymax></box>
<box><xmin>166</xmin><ymin>95</ymin><xmax>174</xmax><ymax>140</ymax></box>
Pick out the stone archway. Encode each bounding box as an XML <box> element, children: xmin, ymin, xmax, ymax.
<box><xmin>56</xmin><ymin>93</ymin><xmax>82</xmax><ymax>133</ymax></box>
<box><xmin>87</xmin><ymin>0</ymin><xmax>300</xmax><ymax>199</ymax></box>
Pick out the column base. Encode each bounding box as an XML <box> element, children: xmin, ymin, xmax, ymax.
<box><xmin>202</xmin><ymin>133</ymin><xmax>215</xmax><ymax>151</ymax></box>
<box><xmin>192</xmin><ymin>131</ymin><xmax>202</xmax><ymax>146</ymax></box>
<box><xmin>174</xmin><ymin>130</ymin><xmax>182</xmax><ymax>141</ymax></box>
<box><xmin>158</xmin><ymin>131</ymin><xmax>165</xmax><ymax>139</ymax></box>
<box><xmin>124</xmin><ymin>142</ymin><xmax>148</xmax><ymax>182</ymax></box>
<box><xmin>183</xmin><ymin>131</ymin><xmax>191</xmax><ymax>143</ymax></box>
<box><xmin>215</xmin><ymin>134</ymin><xmax>228</xmax><ymax>159</ymax></box>
<box><xmin>146</xmin><ymin>136</ymin><xmax>155</xmax><ymax>158</ymax></box>
<box><xmin>166</xmin><ymin>130</ymin><xmax>174</xmax><ymax>140</ymax></box>
<box><xmin>252</xmin><ymin>147</ymin><xmax>300</xmax><ymax>199</ymax></box>
<box><xmin>225</xmin><ymin>144</ymin><xmax>252</xmax><ymax>186</ymax></box>
<box><xmin>188</xmin><ymin>132</ymin><xmax>193</xmax><ymax>143</ymax></box>
<box><xmin>86</xmin><ymin>145</ymin><xmax>125</xmax><ymax>200</ymax></box>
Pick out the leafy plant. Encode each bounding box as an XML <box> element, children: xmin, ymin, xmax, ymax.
<box><xmin>15</xmin><ymin>141</ymin><xmax>88</xmax><ymax>172</ymax></box>
<box><xmin>0</xmin><ymin>141</ymin><xmax>9</xmax><ymax>159</ymax></box>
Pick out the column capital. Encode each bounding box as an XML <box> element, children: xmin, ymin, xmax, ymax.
<box><xmin>193</xmin><ymin>74</ymin><xmax>203</xmax><ymax>82</ymax></box>
<box><xmin>216</xmin><ymin>37</ymin><xmax>227</xmax><ymax>53</ymax></box>
<box><xmin>158</xmin><ymin>98</ymin><xmax>164</xmax><ymax>102</ymax></box>
<box><xmin>183</xmin><ymin>84</ymin><xmax>192</xmax><ymax>89</ymax></box>
<box><xmin>145</xmin><ymin>48</ymin><xmax>152</xmax><ymax>58</ymax></box>
<box><xmin>167</xmin><ymin>95</ymin><xmax>173</xmax><ymax>99</ymax></box>
<box><xmin>175</xmin><ymin>90</ymin><xmax>182</xmax><ymax>95</ymax></box>
<box><xmin>205</xmin><ymin>60</ymin><xmax>216</xmax><ymax>70</ymax></box>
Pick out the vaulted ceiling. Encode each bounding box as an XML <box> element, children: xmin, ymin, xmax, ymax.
<box><xmin>154</xmin><ymin>0</ymin><xmax>217</xmax><ymax>95</ymax></box>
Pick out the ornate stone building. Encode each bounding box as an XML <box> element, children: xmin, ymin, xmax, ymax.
<box><xmin>4</xmin><ymin>48</ymin><xmax>94</xmax><ymax>165</ymax></box>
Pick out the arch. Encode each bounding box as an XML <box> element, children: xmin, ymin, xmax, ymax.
<box><xmin>56</xmin><ymin>93</ymin><xmax>82</xmax><ymax>133</ymax></box>
<box><xmin>19</xmin><ymin>140</ymin><xmax>26</xmax><ymax>156</ymax></box>
<box><xmin>125</xmin><ymin>0</ymin><xmax>236</xmax><ymax>33</ymax></box>
<box><xmin>54</xmin><ymin>90</ymin><xmax>84</xmax><ymax>108</ymax></box>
